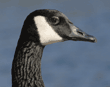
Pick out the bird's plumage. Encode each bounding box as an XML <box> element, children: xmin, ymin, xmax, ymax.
<box><xmin>12</xmin><ymin>9</ymin><xmax>96</xmax><ymax>87</ymax></box>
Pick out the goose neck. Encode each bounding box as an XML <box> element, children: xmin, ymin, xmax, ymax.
<box><xmin>12</xmin><ymin>41</ymin><xmax>45</xmax><ymax>87</ymax></box>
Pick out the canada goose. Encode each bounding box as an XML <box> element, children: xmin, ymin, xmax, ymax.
<box><xmin>12</xmin><ymin>9</ymin><xmax>97</xmax><ymax>87</ymax></box>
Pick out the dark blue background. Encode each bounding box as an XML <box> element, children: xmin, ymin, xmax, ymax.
<box><xmin>0</xmin><ymin>0</ymin><xmax>110</xmax><ymax>87</ymax></box>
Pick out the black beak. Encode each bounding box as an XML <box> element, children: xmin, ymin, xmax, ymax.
<box><xmin>69</xmin><ymin>24</ymin><xmax>97</xmax><ymax>43</ymax></box>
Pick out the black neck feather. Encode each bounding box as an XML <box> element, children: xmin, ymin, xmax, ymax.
<box><xmin>12</xmin><ymin>41</ymin><xmax>45</xmax><ymax>87</ymax></box>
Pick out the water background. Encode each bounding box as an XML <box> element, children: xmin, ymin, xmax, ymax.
<box><xmin>0</xmin><ymin>0</ymin><xmax>110</xmax><ymax>87</ymax></box>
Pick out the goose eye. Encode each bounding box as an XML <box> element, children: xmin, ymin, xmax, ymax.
<box><xmin>50</xmin><ymin>16</ymin><xmax>59</xmax><ymax>25</ymax></box>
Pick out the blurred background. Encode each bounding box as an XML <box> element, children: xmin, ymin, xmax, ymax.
<box><xmin>0</xmin><ymin>0</ymin><xmax>110</xmax><ymax>87</ymax></box>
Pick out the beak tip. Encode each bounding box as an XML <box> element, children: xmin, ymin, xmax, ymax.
<box><xmin>91</xmin><ymin>37</ymin><xmax>97</xmax><ymax>43</ymax></box>
<box><xmin>94</xmin><ymin>38</ymin><xmax>97</xmax><ymax>43</ymax></box>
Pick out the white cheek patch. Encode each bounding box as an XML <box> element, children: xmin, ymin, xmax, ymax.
<box><xmin>34</xmin><ymin>16</ymin><xmax>63</xmax><ymax>45</ymax></box>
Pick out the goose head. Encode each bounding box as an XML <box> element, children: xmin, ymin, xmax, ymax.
<box><xmin>19</xmin><ymin>9</ymin><xmax>97</xmax><ymax>46</ymax></box>
<box><xmin>12</xmin><ymin>9</ymin><xmax>97</xmax><ymax>87</ymax></box>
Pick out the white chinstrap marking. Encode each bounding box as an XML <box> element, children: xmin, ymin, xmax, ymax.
<box><xmin>34</xmin><ymin>16</ymin><xmax>63</xmax><ymax>45</ymax></box>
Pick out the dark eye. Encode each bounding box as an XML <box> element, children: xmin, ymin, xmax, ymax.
<box><xmin>50</xmin><ymin>16</ymin><xmax>59</xmax><ymax>25</ymax></box>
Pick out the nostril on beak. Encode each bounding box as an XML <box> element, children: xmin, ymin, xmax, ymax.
<box><xmin>77</xmin><ymin>31</ymin><xmax>83</xmax><ymax>35</ymax></box>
